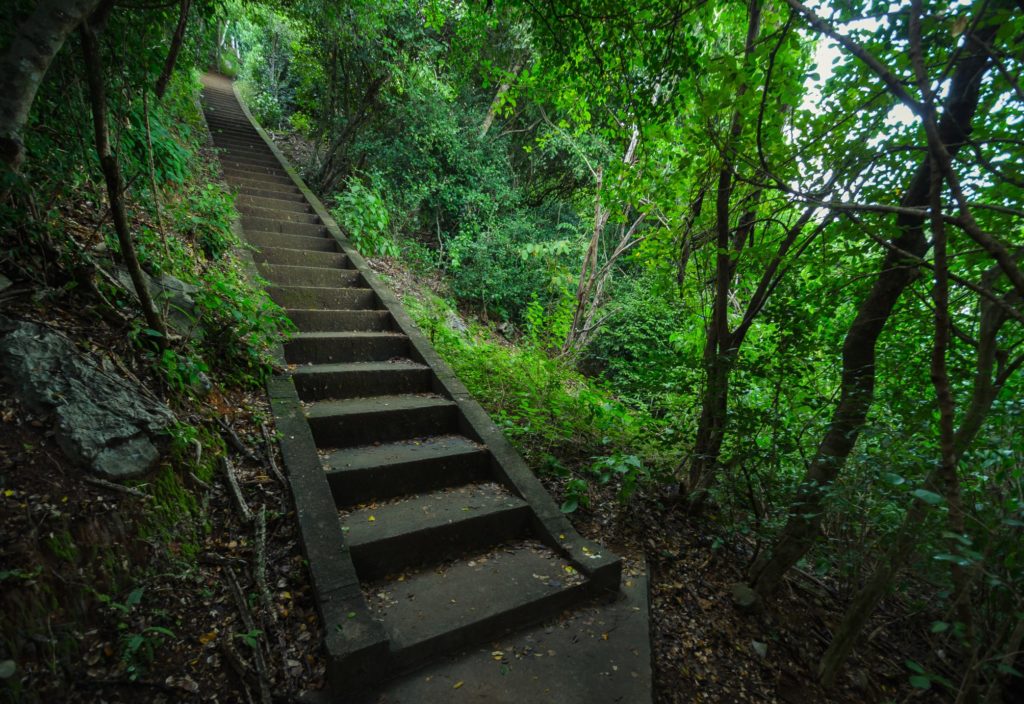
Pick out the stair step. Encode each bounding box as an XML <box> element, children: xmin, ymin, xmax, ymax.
<box><xmin>251</xmin><ymin>247</ymin><xmax>348</xmax><ymax>269</ymax></box>
<box><xmin>306</xmin><ymin>394</ymin><xmax>457</xmax><ymax>447</ymax></box>
<box><xmin>222</xmin><ymin>154</ymin><xmax>283</xmax><ymax>170</ymax></box>
<box><xmin>242</xmin><ymin>216</ymin><xmax>323</xmax><ymax>237</ymax></box>
<box><xmin>226</xmin><ymin>174</ymin><xmax>298</xmax><ymax>192</ymax></box>
<box><xmin>287</xmin><ymin>309</ymin><xmax>392</xmax><ymax>333</ymax></box>
<box><xmin>369</xmin><ymin>540</ymin><xmax>589</xmax><ymax>670</ymax></box>
<box><xmin>269</xmin><ymin>285</ymin><xmax>378</xmax><ymax>310</ymax></box>
<box><xmin>224</xmin><ymin>169</ymin><xmax>291</xmax><ymax>186</ymax></box>
<box><xmin>285</xmin><ymin>331</ymin><xmax>408</xmax><ymax>364</ymax></box>
<box><xmin>212</xmin><ymin>136</ymin><xmax>270</xmax><ymax>149</ymax></box>
<box><xmin>215</xmin><ymin>145</ymin><xmax>274</xmax><ymax>160</ymax></box>
<box><xmin>341</xmin><ymin>483</ymin><xmax>531</xmax><ymax>580</ymax></box>
<box><xmin>292</xmin><ymin>360</ymin><xmax>427</xmax><ymax>399</ymax></box>
<box><xmin>324</xmin><ymin>435</ymin><xmax>489</xmax><ymax>502</ymax></box>
<box><xmin>236</xmin><ymin>185</ymin><xmax>305</xmax><ymax>202</ymax></box>
<box><xmin>238</xmin><ymin>204</ymin><xmax>319</xmax><ymax>223</ymax></box>
<box><xmin>219</xmin><ymin>152</ymin><xmax>282</xmax><ymax>167</ymax></box>
<box><xmin>222</xmin><ymin>164</ymin><xmax>288</xmax><ymax>179</ymax></box>
<box><xmin>207</xmin><ymin>125</ymin><xmax>259</xmax><ymax>139</ymax></box>
<box><xmin>257</xmin><ymin>263</ymin><xmax>361</xmax><ymax>288</ymax></box>
<box><xmin>247</xmin><ymin>231</ymin><xmax>337</xmax><ymax>253</ymax></box>
<box><xmin>238</xmin><ymin>195</ymin><xmax>312</xmax><ymax>214</ymax></box>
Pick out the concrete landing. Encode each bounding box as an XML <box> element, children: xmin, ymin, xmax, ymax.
<box><xmin>374</xmin><ymin>573</ymin><xmax>651</xmax><ymax>704</ymax></box>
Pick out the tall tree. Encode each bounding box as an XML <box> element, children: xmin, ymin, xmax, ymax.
<box><xmin>747</xmin><ymin>0</ymin><xmax>1013</xmax><ymax>599</ymax></box>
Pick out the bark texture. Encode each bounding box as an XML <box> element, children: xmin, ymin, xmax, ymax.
<box><xmin>0</xmin><ymin>0</ymin><xmax>103</xmax><ymax>171</ymax></box>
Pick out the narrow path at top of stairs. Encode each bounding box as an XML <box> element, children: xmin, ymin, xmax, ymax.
<box><xmin>199</xmin><ymin>72</ymin><xmax>651</xmax><ymax>703</ymax></box>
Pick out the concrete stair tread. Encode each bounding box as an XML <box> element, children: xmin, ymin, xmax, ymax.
<box><xmin>291</xmin><ymin>356</ymin><xmax>429</xmax><ymax>399</ymax></box>
<box><xmin>252</xmin><ymin>247</ymin><xmax>348</xmax><ymax>269</ymax></box>
<box><xmin>367</xmin><ymin>539</ymin><xmax>589</xmax><ymax>662</ymax></box>
<box><xmin>307</xmin><ymin>393</ymin><xmax>453</xmax><ymax>418</ymax></box>
<box><xmin>323</xmin><ymin>435</ymin><xmax>490</xmax><ymax>505</ymax></box>
<box><xmin>292</xmin><ymin>331</ymin><xmax>402</xmax><ymax>341</ymax></box>
<box><xmin>249</xmin><ymin>233</ymin><xmax>339</xmax><ymax>253</ymax></box>
<box><xmin>305</xmin><ymin>394</ymin><xmax>458</xmax><ymax>448</ymax></box>
<box><xmin>257</xmin><ymin>263</ymin><xmax>362</xmax><ymax>288</ymax></box>
<box><xmin>340</xmin><ymin>481</ymin><xmax>527</xmax><ymax>550</ymax></box>
<box><xmin>323</xmin><ymin>434</ymin><xmax>482</xmax><ymax>473</ymax></box>
<box><xmin>294</xmin><ymin>360</ymin><xmax>427</xmax><ymax>376</ymax></box>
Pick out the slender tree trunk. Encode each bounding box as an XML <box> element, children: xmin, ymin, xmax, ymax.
<box><xmin>80</xmin><ymin>10</ymin><xmax>168</xmax><ymax>345</ymax></box>
<box><xmin>141</xmin><ymin>89</ymin><xmax>168</xmax><ymax>261</ymax></box>
<box><xmin>816</xmin><ymin>294</ymin><xmax>1013</xmax><ymax>687</ymax></box>
<box><xmin>154</xmin><ymin>0</ymin><xmax>191</xmax><ymax>99</ymax></box>
<box><xmin>746</xmin><ymin>15</ymin><xmax>998</xmax><ymax>599</ymax></box>
<box><xmin>480</xmin><ymin>59</ymin><xmax>524</xmax><ymax>138</ymax></box>
<box><xmin>681</xmin><ymin>0</ymin><xmax>761</xmax><ymax>505</ymax></box>
<box><xmin>0</xmin><ymin>0</ymin><xmax>103</xmax><ymax>172</ymax></box>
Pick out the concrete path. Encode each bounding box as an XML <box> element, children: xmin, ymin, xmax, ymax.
<box><xmin>199</xmin><ymin>73</ymin><xmax>651</xmax><ymax>703</ymax></box>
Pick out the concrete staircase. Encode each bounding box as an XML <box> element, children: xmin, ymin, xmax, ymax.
<box><xmin>200</xmin><ymin>74</ymin><xmax>649</xmax><ymax>702</ymax></box>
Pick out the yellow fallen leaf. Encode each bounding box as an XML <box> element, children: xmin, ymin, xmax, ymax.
<box><xmin>3</xmin><ymin>490</ymin><xmax>13</xmax><ymax>497</ymax></box>
<box><xmin>368</xmin><ymin>515</ymin><xmax>376</xmax><ymax>522</ymax></box>
<box><xmin>280</xmin><ymin>591</ymin><xmax>292</xmax><ymax>600</ymax></box>
<box><xmin>601</xmin><ymin>633</ymin><xmax>609</xmax><ymax>641</ymax></box>
<box><xmin>453</xmin><ymin>680</ymin><xmax>464</xmax><ymax>689</ymax></box>
<box><xmin>198</xmin><ymin>630</ymin><xmax>218</xmax><ymax>645</ymax></box>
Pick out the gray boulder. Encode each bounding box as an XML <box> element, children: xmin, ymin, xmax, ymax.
<box><xmin>112</xmin><ymin>267</ymin><xmax>202</xmax><ymax>340</ymax></box>
<box><xmin>0</xmin><ymin>317</ymin><xmax>175</xmax><ymax>479</ymax></box>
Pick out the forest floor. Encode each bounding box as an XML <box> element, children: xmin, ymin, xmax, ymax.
<box><xmin>0</xmin><ymin>298</ymin><xmax>328</xmax><ymax>703</ymax></box>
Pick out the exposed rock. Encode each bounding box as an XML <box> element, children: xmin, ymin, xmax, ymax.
<box><xmin>730</xmin><ymin>582</ymin><xmax>762</xmax><ymax>613</ymax></box>
<box><xmin>113</xmin><ymin>266</ymin><xmax>202</xmax><ymax>339</ymax></box>
<box><xmin>0</xmin><ymin>316</ymin><xmax>175</xmax><ymax>478</ymax></box>
<box><xmin>445</xmin><ymin>310</ymin><xmax>468</xmax><ymax>334</ymax></box>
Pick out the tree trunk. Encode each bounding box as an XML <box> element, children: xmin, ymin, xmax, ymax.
<box><xmin>680</xmin><ymin>0</ymin><xmax>761</xmax><ymax>506</ymax></box>
<box><xmin>0</xmin><ymin>0</ymin><xmax>103</xmax><ymax>172</ymax></box>
<box><xmin>747</xmin><ymin>14</ymin><xmax>1000</xmax><ymax>599</ymax></box>
<box><xmin>80</xmin><ymin>9</ymin><xmax>168</xmax><ymax>345</ymax></box>
<box><xmin>817</xmin><ymin>259</ymin><xmax>1018</xmax><ymax>685</ymax></box>
<box><xmin>480</xmin><ymin>59</ymin><xmax>524</xmax><ymax>138</ymax></box>
<box><xmin>154</xmin><ymin>0</ymin><xmax>191</xmax><ymax>99</ymax></box>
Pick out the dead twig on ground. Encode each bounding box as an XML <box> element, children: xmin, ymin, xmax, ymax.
<box><xmin>260</xmin><ymin>422</ymin><xmax>288</xmax><ymax>488</ymax></box>
<box><xmin>219</xmin><ymin>455</ymin><xmax>253</xmax><ymax>523</ymax></box>
<box><xmin>218</xmin><ymin>417</ymin><xmax>258</xmax><ymax>461</ymax></box>
<box><xmin>83</xmin><ymin>475</ymin><xmax>149</xmax><ymax>498</ymax></box>
<box><xmin>225</xmin><ymin>565</ymin><xmax>273</xmax><ymax>704</ymax></box>
<box><xmin>254</xmin><ymin>504</ymin><xmax>277</xmax><ymax>625</ymax></box>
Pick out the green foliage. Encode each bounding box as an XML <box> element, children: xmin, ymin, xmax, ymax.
<box><xmin>169</xmin><ymin>183</ymin><xmax>238</xmax><ymax>261</ymax></box>
<box><xmin>331</xmin><ymin>175</ymin><xmax>398</xmax><ymax>257</ymax></box>
<box><xmin>404</xmin><ymin>287</ymin><xmax>675</xmax><ymax>506</ymax></box>
<box><xmin>193</xmin><ymin>262</ymin><xmax>295</xmax><ymax>387</ymax></box>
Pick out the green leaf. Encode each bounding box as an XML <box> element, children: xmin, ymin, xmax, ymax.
<box><xmin>930</xmin><ymin>621</ymin><xmax>949</xmax><ymax>633</ymax></box>
<box><xmin>910</xmin><ymin>489</ymin><xmax>944</xmax><ymax>505</ymax></box>
<box><xmin>905</xmin><ymin>659</ymin><xmax>926</xmax><ymax>674</ymax></box>
<box><xmin>560</xmin><ymin>498</ymin><xmax>579</xmax><ymax>513</ymax></box>
<box><xmin>909</xmin><ymin>675</ymin><xmax>931</xmax><ymax>689</ymax></box>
